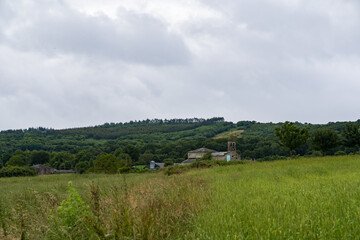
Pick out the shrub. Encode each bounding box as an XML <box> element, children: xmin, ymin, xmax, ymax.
<box><xmin>0</xmin><ymin>166</ymin><xmax>36</xmax><ymax>178</ymax></box>
<box><xmin>5</xmin><ymin>155</ymin><xmax>26</xmax><ymax>167</ymax></box>
<box><xmin>48</xmin><ymin>182</ymin><xmax>94</xmax><ymax>239</ymax></box>
<box><xmin>164</xmin><ymin>165</ymin><xmax>190</xmax><ymax>176</ymax></box>
<box><xmin>257</xmin><ymin>155</ymin><xmax>287</xmax><ymax>162</ymax></box>
<box><xmin>334</xmin><ymin>150</ymin><xmax>346</xmax><ymax>156</ymax></box>
<box><xmin>118</xmin><ymin>166</ymin><xmax>131</xmax><ymax>174</ymax></box>
<box><xmin>137</xmin><ymin>168</ymin><xmax>149</xmax><ymax>173</ymax></box>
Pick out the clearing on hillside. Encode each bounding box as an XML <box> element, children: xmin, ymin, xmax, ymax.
<box><xmin>213</xmin><ymin>129</ymin><xmax>244</xmax><ymax>139</ymax></box>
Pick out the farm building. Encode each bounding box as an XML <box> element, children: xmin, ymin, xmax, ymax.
<box><xmin>32</xmin><ymin>164</ymin><xmax>75</xmax><ymax>175</ymax></box>
<box><xmin>181</xmin><ymin>140</ymin><xmax>240</xmax><ymax>165</ymax></box>
<box><xmin>145</xmin><ymin>161</ymin><xmax>165</xmax><ymax>169</ymax></box>
<box><xmin>32</xmin><ymin>164</ymin><xmax>57</xmax><ymax>175</ymax></box>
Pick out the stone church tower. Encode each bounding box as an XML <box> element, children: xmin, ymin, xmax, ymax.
<box><xmin>227</xmin><ymin>135</ymin><xmax>240</xmax><ymax>160</ymax></box>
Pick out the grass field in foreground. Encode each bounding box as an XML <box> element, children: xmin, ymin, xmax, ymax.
<box><xmin>1</xmin><ymin>155</ymin><xmax>360</xmax><ymax>239</ymax></box>
<box><xmin>188</xmin><ymin>155</ymin><xmax>360</xmax><ymax>239</ymax></box>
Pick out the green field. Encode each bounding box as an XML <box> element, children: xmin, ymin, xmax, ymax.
<box><xmin>1</xmin><ymin>155</ymin><xmax>360</xmax><ymax>239</ymax></box>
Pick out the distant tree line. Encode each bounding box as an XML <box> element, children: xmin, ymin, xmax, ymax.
<box><xmin>274</xmin><ymin>121</ymin><xmax>360</xmax><ymax>157</ymax></box>
<box><xmin>1</xmin><ymin>118</ymin><xmax>360</xmax><ymax>176</ymax></box>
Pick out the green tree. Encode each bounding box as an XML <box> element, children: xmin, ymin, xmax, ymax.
<box><xmin>50</xmin><ymin>152</ymin><xmax>74</xmax><ymax>169</ymax></box>
<box><xmin>6</xmin><ymin>155</ymin><xmax>26</xmax><ymax>167</ymax></box>
<box><xmin>163</xmin><ymin>158</ymin><xmax>174</xmax><ymax>166</ymax></box>
<box><xmin>75</xmin><ymin>162</ymin><xmax>88</xmax><ymax>174</ymax></box>
<box><xmin>93</xmin><ymin>153</ymin><xmax>125</xmax><ymax>174</ymax></box>
<box><xmin>138</xmin><ymin>153</ymin><xmax>154</xmax><ymax>165</ymax></box>
<box><xmin>342</xmin><ymin>123</ymin><xmax>360</xmax><ymax>153</ymax></box>
<box><xmin>123</xmin><ymin>145</ymin><xmax>140</xmax><ymax>163</ymax></box>
<box><xmin>275</xmin><ymin>121</ymin><xmax>309</xmax><ymax>157</ymax></box>
<box><xmin>31</xmin><ymin>150</ymin><xmax>50</xmax><ymax>165</ymax></box>
<box><xmin>311</xmin><ymin>129</ymin><xmax>339</xmax><ymax>156</ymax></box>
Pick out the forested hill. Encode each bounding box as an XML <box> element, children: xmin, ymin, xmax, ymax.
<box><xmin>1</xmin><ymin>117</ymin><xmax>359</xmax><ymax>174</ymax></box>
<box><xmin>236</xmin><ymin>120</ymin><xmax>360</xmax><ymax>138</ymax></box>
<box><xmin>0</xmin><ymin>117</ymin><xmax>229</xmax><ymax>154</ymax></box>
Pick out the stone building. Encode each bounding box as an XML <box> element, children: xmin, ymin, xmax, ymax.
<box><xmin>181</xmin><ymin>140</ymin><xmax>240</xmax><ymax>165</ymax></box>
<box><xmin>32</xmin><ymin>164</ymin><xmax>57</xmax><ymax>175</ymax></box>
<box><xmin>32</xmin><ymin>164</ymin><xmax>75</xmax><ymax>175</ymax></box>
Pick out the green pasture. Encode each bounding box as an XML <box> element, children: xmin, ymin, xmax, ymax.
<box><xmin>189</xmin><ymin>155</ymin><xmax>360</xmax><ymax>239</ymax></box>
<box><xmin>1</xmin><ymin>155</ymin><xmax>360</xmax><ymax>239</ymax></box>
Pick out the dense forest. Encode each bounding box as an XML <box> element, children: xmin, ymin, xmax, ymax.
<box><xmin>0</xmin><ymin>117</ymin><xmax>359</xmax><ymax>175</ymax></box>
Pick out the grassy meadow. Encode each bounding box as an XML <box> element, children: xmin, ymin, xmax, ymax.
<box><xmin>1</xmin><ymin>155</ymin><xmax>360</xmax><ymax>239</ymax></box>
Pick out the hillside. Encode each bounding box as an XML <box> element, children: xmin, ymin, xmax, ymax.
<box><xmin>0</xmin><ymin>118</ymin><xmax>359</xmax><ymax>173</ymax></box>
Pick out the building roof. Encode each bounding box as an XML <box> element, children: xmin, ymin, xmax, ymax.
<box><xmin>155</xmin><ymin>162</ymin><xmax>165</xmax><ymax>168</ymax></box>
<box><xmin>188</xmin><ymin>148</ymin><xmax>217</xmax><ymax>153</ymax></box>
<box><xmin>180</xmin><ymin>159</ymin><xmax>196</xmax><ymax>165</ymax></box>
<box><xmin>211</xmin><ymin>152</ymin><xmax>227</xmax><ymax>156</ymax></box>
<box><xmin>32</xmin><ymin>164</ymin><xmax>54</xmax><ymax>169</ymax></box>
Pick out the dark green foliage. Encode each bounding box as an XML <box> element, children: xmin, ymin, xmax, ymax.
<box><xmin>0</xmin><ymin>166</ymin><xmax>36</xmax><ymax>178</ymax></box>
<box><xmin>342</xmin><ymin>123</ymin><xmax>360</xmax><ymax>152</ymax></box>
<box><xmin>139</xmin><ymin>153</ymin><xmax>154</xmax><ymax>165</ymax></box>
<box><xmin>123</xmin><ymin>145</ymin><xmax>140</xmax><ymax>162</ymax></box>
<box><xmin>163</xmin><ymin>158</ymin><xmax>174</xmax><ymax>166</ymax></box>
<box><xmin>334</xmin><ymin>150</ymin><xmax>346</xmax><ymax>156</ymax></box>
<box><xmin>75</xmin><ymin>162</ymin><xmax>88</xmax><ymax>174</ymax></box>
<box><xmin>6</xmin><ymin>155</ymin><xmax>26</xmax><ymax>167</ymax></box>
<box><xmin>118</xmin><ymin>166</ymin><xmax>131</xmax><ymax>173</ymax></box>
<box><xmin>50</xmin><ymin>151</ymin><xmax>74</xmax><ymax>169</ymax></box>
<box><xmin>275</xmin><ymin>121</ymin><xmax>309</xmax><ymax>157</ymax></box>
<box><xmin>31</xmin><ymin>150</ymin><xmax>50</xmax><ymax>165</ymax></box>
<box><xmin>1</xmin><ymin>118</ymin><xmax>360</xmax><ymax>176</ymax></box>
<box><xmin>93</xmin><ymin>154</ymin><xmax>125</xmax><ymax>174</ymax></box>
<box><xmin>311</xmin><ymin>129</ymin><xmax>339</xmax><ymax>156</ymax></box>
<box><xmin>200</xmin><ymin>152</ymin><xmax>212</xmax><ymax>160</ymax></box>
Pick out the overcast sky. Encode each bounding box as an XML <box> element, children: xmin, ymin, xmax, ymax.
<box><xmin>1</xmin><ymin>0</ymin><xmax>360</xmax><ymax>130</ymax></box>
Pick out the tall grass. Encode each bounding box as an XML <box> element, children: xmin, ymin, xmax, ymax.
<box><xmin>188</xmin><ymin>155</ymin><xmax>360</xmax><ymax>239</ymax></box>
<box><xmin>0</xmin><ymin>172</ymin><xmax>209</xmax><ymax>239</ymax></box>
<box><xmin>2</xmin><ymin>155</ymin><xmax>360</xmax><ymax>239</ymax></box>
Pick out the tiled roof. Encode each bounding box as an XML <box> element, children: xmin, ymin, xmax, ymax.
<box><xmin>188</xmin><ymin>148</ymin><xmax>217</xmax><ymax>153</ymax></box>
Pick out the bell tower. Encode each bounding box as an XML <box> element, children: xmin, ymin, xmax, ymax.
<box><xmin>228</xmin><ymin>141</ymin><xmax>236</xmax><ymax>152</ymax></box>
<box><xmin>227</xmin><ymin>135</ymin><xmax>239</xmax><ymax>160</ymax></box>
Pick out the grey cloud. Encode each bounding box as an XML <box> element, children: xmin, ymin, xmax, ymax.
<box><xmin>5</xmin><ymin>1</ymin><xmax>189</xmax><ymax>65</ymax></box>
<box><xmin>1</xmin><ymin>0</ymin><xmax>360</xmax><ymax>130</ymax></box>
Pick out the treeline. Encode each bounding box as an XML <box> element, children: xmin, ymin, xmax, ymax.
<box><xmin>0</xmin><ymin>118</ymin><xmax>360</xmax><ymax>177</ymax></box>
<box><xmin>0</xmin><ymin>117</ymin><xmax>229</xmax><ymax>154</ymax></box>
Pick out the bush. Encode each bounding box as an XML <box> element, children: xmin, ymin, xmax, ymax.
<box><xmin>163</xmin><ymin>158</ymin><xmax>174</xmax><ymax>166</ymax></box>
<box><xmin>258</xmin><ymin>155</ymin><xmax>287</xmax><ymax>162</ymax></box>
<box><xmin>164</xmin><ymin>165</ymin><xmax>190</xmax><ymax>176</ymax></box>
<box><xmin>48</xmin><ymin>182</ymin><xmax>94</xmax><ymax>239</ymax></box>
<box><xmin>311</xmin><ymin>151</ymin><xmax>323</xmax><ymax>157</ymax></box>
<box><xmin>118</xmin><ymin>166</ymin><xmax>131</xmax><ymax>174</ymax></box>
<box><xmin>334</xmin><ymin>150</ymin><xmax>346</xmax><ymax>156</ymax></box>
<box><xmin>190</xmin><ymin>160</ymin><xmax>212</xmax><ymax>168</ymax></box>
<box><xmin>136</xmin><ymin>168</ymin><xmax>150</xmax><ymax>173</ymax></box>
<box><xmin>0</xmin><ymin>166</ymin><xmax>36</xmax><ymax>178</ymax></box>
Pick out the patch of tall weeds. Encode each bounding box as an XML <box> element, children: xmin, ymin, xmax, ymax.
<box><xmin>0</xmin><ymin>201</ymin><xmax>9</xmax><ymax>237</ymax></box>
<box><xmin>48</xmin><ymin>181</ymin><xmax>94</xmax><ymax>239</ymax></box>
<box><xmin>105</xmin><ymin>175</ymin><xmax>209</xmax><ymax>239</ymax></box>
<box><xmin>85</xmin><ymin>175</ymin><xmax>210</xmax><ymax>239</ymax></box>
<box><xmin>1</xmin><ymin>173</ymin><xmax>210</xmax><ymax>239</ymax></box>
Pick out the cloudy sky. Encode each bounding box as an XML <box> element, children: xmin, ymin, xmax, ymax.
<box><xmin>1</xmin><ymin>0</ymin><xmax>360</xmax><ymax>130</ymax></box>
